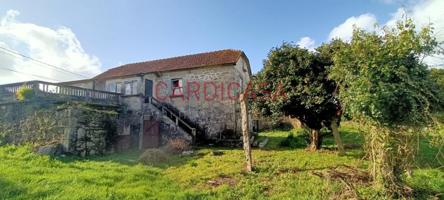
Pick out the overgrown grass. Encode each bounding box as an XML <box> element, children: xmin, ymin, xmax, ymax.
<box><xmin>0</xmin><ymin>123</ymin><xmax>442</xmax><ymax>199</ymax></box>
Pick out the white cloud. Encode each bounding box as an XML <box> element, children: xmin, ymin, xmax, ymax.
<box><xmin>296</xmin><ymin>37</ymin><xmax>316</xmax><ymax>51</ymax></box>
<box><xmin>328</xmin><ymin>13</ymin><xmax>378</xmax><ymax>41</ymax></box>
<box><xmin>387</xmin><ymin>0</ymin><xmax>444</xmax><ymax>67</ymax></box>
<box><xmin>378</xmin><ymin>0</ymin><xmax>423</xmax><ymax>5</ymax></box>
<box><xmin>384</xmin><ymin>8</ymin><xmax>407</xmax><ymax>28</ymax></box>
<box><xmin>327</xmin><ymin>0</ymin><xmax>443</xmax><ymax>67</ymax></box>
<box><xmin>0</xmin><ymin>10</ymin><xmax>101</xmax><ymax>84</ymax></box>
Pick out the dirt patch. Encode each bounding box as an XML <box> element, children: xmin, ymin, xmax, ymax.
<box><xmin>312</xmin><ymin>165</ymin><xmax>371</xmax><ymax>185</ymax></box>
<box><xmin>207</xmin><ymin>175</ymin><xmax>237</xmax><ymax>188</ymax></box>
<box><xmin>311</xmin><ymin>165</ymin><xmax>371</xmax><ymax>200</ymax></box>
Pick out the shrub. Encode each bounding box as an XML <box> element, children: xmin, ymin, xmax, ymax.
<box><xmin>16</xmin><ymin>86</ymin><xmax>34</xmax><ymax>101</ymax></box>
<box><xmin>0</xmin><ymin>122</ymin><xmax>14</xmax><ymax>146</ymax></box>
<box><xmin>138</xmin><ymin>149</ymin><xmax>170</xmax><ymax>165</ymax></box>
<box><xmin>165</xmin><ymin>138</ymin><xmax>191</xmax><ymax>154</ymax></box>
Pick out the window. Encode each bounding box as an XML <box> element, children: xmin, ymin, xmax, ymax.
<box><xmin>106</xmin><ymin>82</ymin><xmax>115</xmax><ymax>92</ymax></box>
<box><xmin>171</xmin><ymin>78</ymin><xmax>183</xmax><ymax>96</ymax></box>
<box><xmin>124</xmin><ymin>80</ymin><xmax>138</xmax><ymax>95</ymax></box>
<box><xmin>106</xmin><ymin>82</ymin><xmax>123</xmax><ymax>93</ymax></box>
<box><xmin>116</xmin><ymin>83</ymin><xmax>122</xmax><ymax>94</ymax></box>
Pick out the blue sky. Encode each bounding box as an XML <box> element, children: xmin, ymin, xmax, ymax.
<box><xmin>0</xmin><ymin>0</ymin><xmax>442</xmax><ymax>83</ymax></box>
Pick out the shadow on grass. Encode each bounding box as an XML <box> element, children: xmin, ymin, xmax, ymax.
<box><xmin>0</xmin><ymin>178</ymin><xmax>26</xmax><ymax>199</ymax></box>
<box><xmin>411</xmin><ymin>187</ymin><xmax>444</xmax><ymax>200</ymax></box>
<box><xmin>55</xmin><ymin>148</ymin><xmax>208</xmax><ymax>169</ymax></box>
<box><xmin>259</xmin><ymin>129</ymin><xmax>364</xmax><ymax>150</ymax></box>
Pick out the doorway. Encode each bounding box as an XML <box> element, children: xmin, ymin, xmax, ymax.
<box><xmin>143</xmin><ymin>120</ymin><xmax>160</xmax><ymax>148</ymax></box>
<box><xmin>145</xmin><ymin>79</ymin><xmax>153</xmax><ymax>97</ymax></box>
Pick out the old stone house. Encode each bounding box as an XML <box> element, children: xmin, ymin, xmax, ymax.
<box><xmin>63</xmin><ymin>49</ymin><xmax>252</xmax><ymax>149</ymax></box>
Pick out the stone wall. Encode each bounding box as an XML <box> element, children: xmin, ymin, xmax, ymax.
<box><xmin>0</xmin><ymin>101</ymin><xmax>64</xmax><ymax>145</ymax></box>
<box><xmin>0</xmin><ymin>101</ymin><xmax>118</xmax><ymax>156</ymax></box>
<box><xmin>150</xmin><ymin>65</ymin><xmax>240</xmax><ymax>139</ymax></box>
<box><xmin>65</xmin><ymin>57</ymin><xmax>252</xmax><ymax>141</ymax></box>
<box><xmin>144</xmin><ymin>59</ymin><xmax>251</xmax><ymax>140</ymax></box>
<box><xmin>60</xmin><ymin>103</ymin><xmax>118</xmax><ymax>156</ymax></box>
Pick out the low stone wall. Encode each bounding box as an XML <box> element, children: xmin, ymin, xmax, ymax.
<box><xmin>59</xmin><ymin>103</ymin><xmax>118</xmax><ymax>156</ymax></box>
<box><xmin>0</xmin><ymin>101</ymin><xmax>118</xmax><ymax>156</ymax></box>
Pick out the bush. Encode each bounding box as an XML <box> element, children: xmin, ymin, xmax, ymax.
<box><xmin>164</xmin><ymin>138</ymin><xmax>191</xmax><ymax>154</ymax></box>
<box><xmin>16</xmin><ymin>86</ymin><xmax>34</xmax><ymax>101</ymax></box>
<box><xmin>279</xmin><ymin>132</ymin><xmax>308</xmax><ymax>148</ymax></box>
<box><xmin>138</xmin><ymin>149</ymin><xmax>170</xmax><ymax>165</ymax></box>
<box><xmin>0</xmin><ymin>122</ymin><xmax>12</xmax><ymax>146</ymax></box>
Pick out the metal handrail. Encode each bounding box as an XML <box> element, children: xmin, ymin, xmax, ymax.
<box><xmin>148</xmin><ymin>97</ymin><xmax>196</xmax><ymax>137</ymax></box>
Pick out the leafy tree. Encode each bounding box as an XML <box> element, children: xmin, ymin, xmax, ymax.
<box><xmin>429</xmin><ymin>68</ymin><xmax>444</xmax><ymax>110</ymax></box>
<box><xmin>330</xmin><ymin>19</ymin><xmax>438</xmax><ymax>196</ymax></box>
<box><xmin>250</xmin><ymin>43</ymin><xmax>341</xmax><ymax>151</ymax></box>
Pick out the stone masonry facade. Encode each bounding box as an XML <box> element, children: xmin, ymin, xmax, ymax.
<box><xmin>68</xmin><ymin>55</ymin><xmax>251</xmax><ymax>141</ymax></box>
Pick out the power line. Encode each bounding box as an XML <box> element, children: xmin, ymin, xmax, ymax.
<box><xmin>0</xmin><ymin>67</ymin><xmax>61</xmax><ymax>82</ymax></box>
<box><xmin>0</xmin><ymin>46</ymin><xmax>89</xmax><ymax>78</ymax></box>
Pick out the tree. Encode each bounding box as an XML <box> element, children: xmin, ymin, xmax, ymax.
<box><xmin>429</xmin><ymin>68</ymin><xmax>444</xmax><ymax>110</ymax></box>
<box><xmin>330</xmin><ymin>19</ymin><xmax>438</xmax><ymax>196</ymax></box>
<box><xmin>250</xmin><ymin>43</ymin><xmax>342</xmax><ymax>151</ymax></box>
<box><xmin>240</xmin><ymin>94</ymin><xmax>253</xmax><ymax>172</ymax></box>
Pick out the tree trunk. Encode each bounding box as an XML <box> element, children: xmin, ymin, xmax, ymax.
<box><xmin>308</xmin><ymin>129</ymin><xmax>321</xmax><ymax>151</ymax></box>
<box><xmin>330</xmin><ymin>117</ymin><xmax>345</xmax><ymax>155</ymax></box>
<box><xmin>368</xmin><ymin>127</ymin><xmax>406</xmax><ymax>197</ymax></box>
<box><xmin>240</xmin><ymin>94</ymin><xmax>253</xmax><ymax>172</ymax></box>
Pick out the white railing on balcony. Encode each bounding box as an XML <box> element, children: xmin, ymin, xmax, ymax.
<box><xmin>0</xmin><ymin>81</ymin><xmax>121</xmax><ymax>105</ymax></box>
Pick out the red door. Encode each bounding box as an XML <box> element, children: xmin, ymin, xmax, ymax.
<box><xmin>143</xmin><ymin>120</ymin><xmax>160</xmax><ymax>148</ymax></box>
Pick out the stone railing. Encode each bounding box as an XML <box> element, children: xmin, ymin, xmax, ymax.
<box><xmin>0</xmin><ymin>81</ymin><xmax>121</xmax><ymax>105</ymax></box>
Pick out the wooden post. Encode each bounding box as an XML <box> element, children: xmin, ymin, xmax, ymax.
<box><xmin>331</xmin><ymin>117</ymin><xmax>345</xmax><ymax>155</ymax></box>
<box><xmin>139</xmin><ymin>96</ymin><xmax>144</xmax><ymax>150</ymax></box>
<box><xmin>240</xmin><ymin>94</ymin><xmax>253</xmax><ymax>172</ymax></box>
<box><xmin>309</xmin><ymin>129</ymin><xmax>321</xmax><ymax>151</ymax></box>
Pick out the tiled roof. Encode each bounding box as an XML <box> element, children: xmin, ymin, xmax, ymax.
<box><xmin>94</xmin><ymin>49</ymin><xmax>245</xmax><ymax>80</ymax></box>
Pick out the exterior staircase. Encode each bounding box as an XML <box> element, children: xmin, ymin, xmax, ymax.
<box><xmin>146</xmin><ymin>97</ymin><xmax>201</xmax><ymax>143</ymax></box>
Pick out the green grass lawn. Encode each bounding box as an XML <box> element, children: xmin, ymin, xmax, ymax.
<box><xmin>0</xmin><ymin>123</ymin><xmax>442</xmax><ymax>199</ymax></box>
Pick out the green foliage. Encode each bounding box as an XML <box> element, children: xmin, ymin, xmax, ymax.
<box><xmin>330</xmin><ymin>19</ymin><xmax>439</xmax><ymax>195</ymax></box>
<box><xmin>0</xmin><ymin>123</ymin><xmax>442</xmax><ymax>199</ymax></box>
<box><xmin>250</xmin><ymin>43</ymin><xmax>344</xmax><ymax>150</ymax></box>
<box><xmin>15</xmin><ymin>86</ymin><xmax>34</xmax><ymax>101</ymax></box>
<box><xmin>250</xmin><ymin>43</ymin><xmax>339</xmax><ymax>130</ymax></box>
<box><xmin>429</xmin><ymin>68</ymin><xmax>444</xmax><ymax>110</ymax></box>
<box><xmin>0</xmin><ymin>123</ymin><xmax>13</xmax><ymax>145</ymax></box>
<box><xmin>330</xmin><ymin>20</ymin><xmax>437</xmax><ymax>127</ymax></box>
